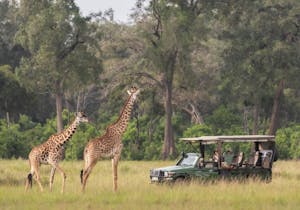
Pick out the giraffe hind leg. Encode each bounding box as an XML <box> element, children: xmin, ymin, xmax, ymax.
<box><xmin>28</xmin><ymin>173</ymin><xmax>33</xmax><ymax>188</ymax></box>
<box><xmin>34</xmin><ymin>169</ymin><xmax>44</xmax><ymax>192</ymax></box>
<box><xmin>80</xmin><ymin>169</ymin><xmax>83</xmax><ymax>184</ymax></box>
<box><xmin>25</xmin><ymin>162</ymin><xmax>44</xmax><ymax>192</ymax></box>
<box><xmin>81</xmin><ymin>160</ymin><xmax>97</xmax><ymax>192</ymax></box>
<box><xmin>25</xmin><ymin>173</ymin><xmax>33</xmax><ymax>191</ymax></box>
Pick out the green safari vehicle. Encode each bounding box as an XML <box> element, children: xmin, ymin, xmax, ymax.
<box><xmin>150</xmin><ymin>135</ymin><xmax>276</xmax><ymax>183</ymax></box>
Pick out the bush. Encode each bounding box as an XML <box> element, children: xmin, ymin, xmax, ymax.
<box><xmin>0</xmin><ymin>115</ymin><xmax>44</xmax><ymax>158</ymax></box>
<box><xmin>276</xmin><ymin>124</ymin><xmax>300</xmax><ymax>159</ymax></box>
<box><xmin>206</xmin><ymin>105</ymin><xmax>244</xmax><ymax>135</ymax></box>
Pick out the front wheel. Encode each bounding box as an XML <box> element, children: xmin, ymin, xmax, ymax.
<box><xmin>174</xmin><ymin>176</ymin><xmax>190</xmax><ymax>184</ymax></box>
<box><xmin>175</xmin><ymin>177</ymin><xmax>185</xmax><ymax>183</ymax></box>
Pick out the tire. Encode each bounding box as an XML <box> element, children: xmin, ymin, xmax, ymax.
<box><xmin>175</xmin><ymin>177</ymin><xmax>186</xmax><ymax>184</ymax></box>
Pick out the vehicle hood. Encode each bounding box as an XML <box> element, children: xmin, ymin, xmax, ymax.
<box><xmin>153</xmin><ymin>165</ymin><xmax>193</xmax><ymax>172</ymax></box>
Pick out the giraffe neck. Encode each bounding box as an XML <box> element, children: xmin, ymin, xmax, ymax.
<box><xmin>113</xmin><ymin>94</ymin><xmax>135</xmax><ymax>134</ymax></box>
<box><xmin>55</xmin><ymin>118</ymin><xmax>79</xmax><ymax>145</ymax></box>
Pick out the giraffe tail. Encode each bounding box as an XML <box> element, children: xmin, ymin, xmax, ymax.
<box><xmin>80</xmin><ymin>170</ymin><xmax>83</xmax><ymax>184</ymax></box>
<box><xmin>27</xmin><ymin>173</ymin><xmax>33</xmax><ymax>188</ymax></box>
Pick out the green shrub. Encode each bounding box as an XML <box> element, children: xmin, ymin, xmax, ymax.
<box><xmin>276</xmin><ymin>124</ymin><xmax>300</xmax><ymax>159</ymax></box>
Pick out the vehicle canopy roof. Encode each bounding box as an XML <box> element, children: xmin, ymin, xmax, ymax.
<box><xmin>180</xmin><ymin>135</ymin><xmax>275</xmax><ymax>145</ymax></box>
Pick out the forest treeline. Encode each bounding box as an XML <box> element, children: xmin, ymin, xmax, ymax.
<box><xmin>0</xmin><ymin>0</ymin><xmax>299</xmax><ymax>160</ymax></box>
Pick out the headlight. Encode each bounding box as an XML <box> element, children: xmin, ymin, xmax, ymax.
<box><xmin>164</xmin><ymin>171</ymin><xmax>175</xmax><ymax>177</ymax></box>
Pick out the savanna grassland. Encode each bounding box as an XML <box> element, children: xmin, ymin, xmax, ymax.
<box><xmin>0</xmin><ymin>159</ymin><xmax>300</xmax><ymax>210</ymax></box>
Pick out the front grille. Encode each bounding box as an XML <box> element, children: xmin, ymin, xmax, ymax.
<box><xmin>150</xmin><ymin>169</ymin><xmax>164</xmax><ymax>177</ymax></box>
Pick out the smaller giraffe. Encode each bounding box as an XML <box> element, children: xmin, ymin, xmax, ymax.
<box><xmin>81</xmin><ymin>87</ymin><xmax>140</xmax><ymax>192</ymax></box>
<box><xmin>25</xmin><ymin>112</ymin><xmax>88</xmax><ymax>193</ymax></box>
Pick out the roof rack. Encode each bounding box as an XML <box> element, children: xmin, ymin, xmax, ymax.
<box><xmin>180</xmin><ymin>135</ymin><xmax>275</xmax><ymax>145</ymax></box>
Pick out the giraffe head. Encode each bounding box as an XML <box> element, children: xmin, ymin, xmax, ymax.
<box><xmin>127</xmin><ymin>86</ymin><xmax>140</xmax><ymax>101</ymax></box>
<box><xmin>75</xmin><ymin>112</ymin><xmax>89</xmax><ymax>124</ymax></box>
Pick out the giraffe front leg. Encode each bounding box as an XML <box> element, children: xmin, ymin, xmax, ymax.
<box><xmin>52</xmin><ymin>164</ymin><xmax>66</xmax><ymax>193</ymax></box>
<box><xmin>112</xmin><ymin>158</ymin><xmax>118</xmax><ymax>192</ymax></box>
<box><xmin>112</xmin><ymin>144</ymin><xmax>123</xmax><ymax>192</ymax></box>
<box><xmin>49</xmin><ymin>167</ymin><xmax>56</xmax><ymax>192</ymax></box>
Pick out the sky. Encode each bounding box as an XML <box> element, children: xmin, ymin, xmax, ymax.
<box><xmin>74</xmin><ymin>0</ymin><xmax>138</xmax><ymax>23</ymax></box>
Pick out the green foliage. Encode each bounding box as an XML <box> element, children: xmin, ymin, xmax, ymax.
<box><xmin>0</xmin><ymin>110</ymin><xmax>97</xmax><ymax>160</ymax></box>
<box><xmin>176</xmin><ymin>124</ymin><xmax>214</xmax><ymax>154</ymax></box>
<box><xmin>276</xmin><ymin>124</ymin><xmax>300</xmax><ymax>159</ymax></box>
<box><xmin>206</xmin><ymin>106</ymin><xmax>244</xmax><ymax>135</ymax></box>
<box><xmin>121</xmin><ymin>116</ymin><xmax>165</xmax><ymax>160</ymax></box>
<box><xmin>60</xmin><ymin>110</ymin><xmax>98</xmax><ymax>160</ymax></box>
<box><xmin>0</xmin><ymin>0</ymin><xmax>300</xmax><ymax>161</ymax></box>
<box><xmin>0</xmin><ymin>115</ymin><xmax>44</xmax><ymax>158</ymax></box>
<box><xmin>0</xmin><ymin>65</ymin><xmax>32</xmax><ymax>119</ymax></box>
<box><xmin>182</xmin><ymin>124</ymin><xmax>213</xmax><ymax>137</ymax></box>
<box><xmin>15</xmin><ymin>0</ymin><xmax>102</xmax><ymax>94</ymax></box>
<box><xmin>65</xmin><ymin>123</ymin><xmax>98</xmax><ymax>160</ymax></box>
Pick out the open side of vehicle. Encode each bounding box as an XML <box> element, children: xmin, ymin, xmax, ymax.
<box><xmin>150</xmin><ymin>135</ymin><xmax>276</xmax><ymax>183</ymax></box>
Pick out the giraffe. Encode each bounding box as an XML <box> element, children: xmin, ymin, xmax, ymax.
<box><xmin>25</xmin><ymin>112</ymin><xmax>88</xmax><ymax>193</ymax></box>
<box><xmin>81</xmin><ymin>87</ymin><xmax>140</xmax><ymax>192</ymax></box>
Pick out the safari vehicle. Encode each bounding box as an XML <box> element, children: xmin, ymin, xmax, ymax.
<box><xmin>150</xmin><ymin>135</ymin><xmax>276</xmax><ymax>183</ymax></box>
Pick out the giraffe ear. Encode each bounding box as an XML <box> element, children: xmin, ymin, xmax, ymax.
<box><xmin>127</xmin><ymin>90</ymin><xmax>131</xmax><ymax>95</ymax></box>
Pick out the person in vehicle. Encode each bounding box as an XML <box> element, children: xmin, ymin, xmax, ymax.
<box><xmin>212</xmin><ymin>150</ymin><xmax>219</xmax><ymax>167</ymax></box>
<box><xmin>222</xmin><ymin>149</ymin><xmax>234</xmax><ymax>168</ymax></box>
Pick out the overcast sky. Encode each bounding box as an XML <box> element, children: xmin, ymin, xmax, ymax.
<box><xmin>75</xmin><ymin>0</ymin><xmax>138</xmax><ymax>23</ymax></box>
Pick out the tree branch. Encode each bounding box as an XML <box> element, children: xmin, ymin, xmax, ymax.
<box><xmin>131</xmin><ymin>72</ymin><xmax>163</xmax><ymax>88</ymax></box>
<box><xmin>58</xmin><ymin>32</ymin><xmax>84</xmax><ymax>61</ymax></box>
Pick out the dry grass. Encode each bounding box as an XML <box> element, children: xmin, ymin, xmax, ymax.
<box><xmin>0</xmin><ymin>159</ymin><xmax>300</xmax><ymax>210</ymax></box>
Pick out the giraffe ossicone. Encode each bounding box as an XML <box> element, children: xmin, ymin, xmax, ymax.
<box><xmin>25</xmin><ymin>112</ymin><xmax>89</xmax><ymax>193</ymax></box>
<box><xmin>81</xmin><ymin>86</ymin><xmax>140</xmax><ymax>192</ymax></box>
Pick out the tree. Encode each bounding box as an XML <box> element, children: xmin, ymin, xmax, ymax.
<box><xmin>218</xmin><ymin>0</ymin><xmax>300</xmax><ymax>135</ymax></box>
<box><xmin>0</xmin><ymin>0</ymin><xmax>26</xmax><ymax>68</ymax></box>
<box><xmin>132</xmin><ymin>0</ymin><xmax>213</xmax><ymax>159</ymax></box>
<box><xmin>0</xmin><ymin>65</ymin><xmax>32</xmax><ymax>124</ymax></box>
<box><xmin>15</xmin><ymin>0</ymin><xmax>102</xmax><ymax>132</ymax></box>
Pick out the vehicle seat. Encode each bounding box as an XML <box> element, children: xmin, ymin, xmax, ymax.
<box><xmin>247</xmin><ymin>151</ymin><xmax>259</xmax><ymax>167</ymax></box>
<box><xmin>237</xmin><ymin>152</ymin><xmax>244</xmax><ymax>167</ymax></box>
<box><xmin>253</xmin><ymin>151</ymin><xmax>259</xmax><ymax>167</ymax></box>
<box><xmin>231</xmin><ymin>152</ymin><xmax>244</xmax><ymax>168</ymax></box>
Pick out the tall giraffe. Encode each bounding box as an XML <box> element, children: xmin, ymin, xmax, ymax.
<box><xmin>81</xmin><ymin>87</ymin><xmax>140</xmax><ymax>192</ymax></box>
<box><xmin>25</xmin><ymin>112</ymin><xmax>88</xmax><ymax>193</ymax></box>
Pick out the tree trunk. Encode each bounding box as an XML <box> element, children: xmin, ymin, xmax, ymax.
<box><xmin>183</xmin><ymin>103</ymin><xmax>204</xmax><ymax>124</ymax></box>
<box><xmin>243</xmin><ymin>106</ymin><xmax>249</xmax><ymax>134</ymax></box>
<box><xmin>6</xmin><ymin>112</ymin><xmax>10</xmax><ymax>128</ymax></box>
<box><xmin>252</xmin><ymin>103</ymin><xmax>259</xmax><ymax>135</ymax></box>
<box><xmin>268</xmin><ymin>80</ymin><xmax>284</xmax><ymax>135</ymax></box>
<box><xmin>55</xmin><ymin>92</ymin><xmax>63</xmax><ymax>133</ymax></box>
<box><xmin>162</xmin><ymin>82</ymin><xmax>175</xmax><ymax>159</ymax></box>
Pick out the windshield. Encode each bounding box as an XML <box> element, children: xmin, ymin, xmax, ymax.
<box><xmin>178</xmin><ymin>154</ymin><xmax>199</xmax><ymax>166</ymax></box>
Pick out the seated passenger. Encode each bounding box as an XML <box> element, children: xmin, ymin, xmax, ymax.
<box><xmin>222</xmin><ymin>149</ymin><xmax>234</xmax><ymax>169</ymax></box>
<box><xmin>231</xmin><ymin>152</ymin><xmax>244</xmax><ymax>168</ymax></box>
<box><xmin>213</xmin><ymin>150</ymin><xmax>219</xmax><ymax>162</ymax></box>
<box><xmin>212</xmin><ymin>150</ymin><xmax>219</xmax><ymax>167</ymax></box>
